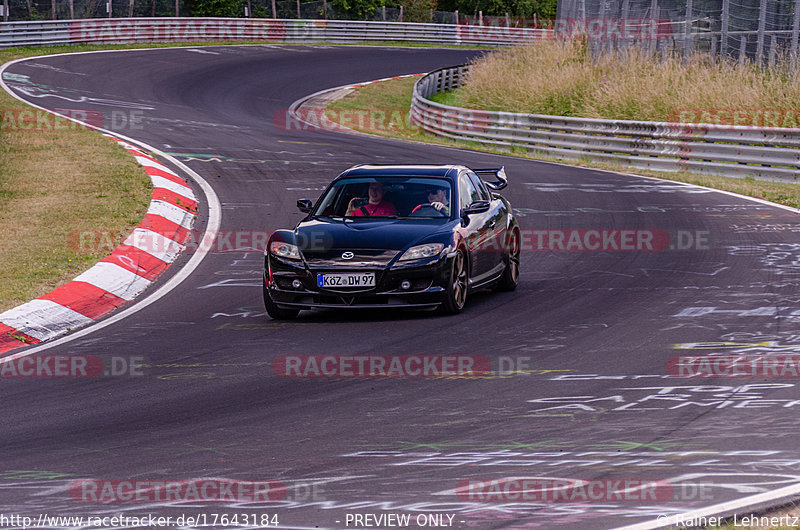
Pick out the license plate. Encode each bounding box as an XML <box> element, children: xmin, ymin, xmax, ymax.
<box><xmin>317</xmin><ymin>273</ymin><xmax>376</xmax><ymax>288</ymax></box>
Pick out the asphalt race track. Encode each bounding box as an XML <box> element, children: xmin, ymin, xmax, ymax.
<box><xmin>3</xmin><ymin>45</ymin><xmax>800</xmax><ymax>529</ymax></box>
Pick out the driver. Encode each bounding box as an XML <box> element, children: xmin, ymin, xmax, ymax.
<box><xmin>411</xmin><ymin>186</ymin><xmax>450</xmax><ymax>215</ymax></box>
<box><xmin>346</xmin><ymin>182</ymin><xmax>397</xmax><ymax>217</ymax></box>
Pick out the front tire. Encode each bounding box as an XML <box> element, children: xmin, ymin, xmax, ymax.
<box><xmin>439</xmin><ymin>249</ymin><xmax>468</xmax><ymax>315</ymax></box>
<box><xmin>496</xmin><ymin>229</ymin><xmax>520</xmax><ymax>292</ymax></box>
<box><xmin>263</xmin><ymin>281</ymin><xmax>299</xmax><ymax>320</ymax></box>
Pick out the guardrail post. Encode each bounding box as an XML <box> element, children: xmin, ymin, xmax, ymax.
<box><xmin>2</xmin><ymin>0</ymin><xmax>7</xmax><ymax>22</ymax></box>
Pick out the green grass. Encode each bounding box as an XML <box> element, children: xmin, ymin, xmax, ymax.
<box><xmin>0</xmin><ymin>46</ymin><xmax>163</xmax><ymax>312</ymax></box>
<box><xmin>326</xmin><ymin>76</ymin><xmax>800</xmax><ymax>209</ymax></box>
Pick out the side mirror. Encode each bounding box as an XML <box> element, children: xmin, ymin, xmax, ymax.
<box><xmin>297</xmin><ymin>199</ymin><xmax>313</xmax><ymax>213</ymax></box>
<box><xmin>462</xmin><ymin>200</ymin><xmax>491</xmax><ymax>217</ymax></box>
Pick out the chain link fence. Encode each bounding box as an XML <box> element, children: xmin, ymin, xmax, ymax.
<box><xmin>556</xmin><ymin>0</ymin><xmax>800</xmax><ymax>65</ymax></box>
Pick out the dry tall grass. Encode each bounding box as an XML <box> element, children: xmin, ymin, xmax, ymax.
<box><xmin>458</xmin><ymin>40</ymin><xmax>800</xmax><ymax>123</ymax></box>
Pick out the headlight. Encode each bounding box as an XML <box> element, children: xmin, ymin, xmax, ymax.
<box><xmin>399</xmin><ymin>243</ymin><xmax>444</xmax><ymax>261</ymax></box>
<box><xmin>269</xmin><ymin>242</ymin><xmax>301</xmax><ymax>260</ymax></box>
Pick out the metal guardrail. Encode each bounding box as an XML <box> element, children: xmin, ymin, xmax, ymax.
<box><xmin>411</xmin><ymin>65</ymin><xmax>800</xmax><ymax>182</ymax></box>
<box><xmin>0</xmin><ymin>18</ymin><xmax>551</xmax><ymax>48</ymax></box>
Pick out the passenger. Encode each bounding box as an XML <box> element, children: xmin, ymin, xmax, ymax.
<box><xmin>346</xmin><ymin>182</ymin><xmax>397</xmax><ymax>217</ymax></box>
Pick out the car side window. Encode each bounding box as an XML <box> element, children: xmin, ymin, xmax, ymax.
<box><xmin>466</xmin><ymin>171</ymin><xmax>491</xmax><ymax>200</ymax></box>
<box><xmin>458</xmin><ymin>173</ymin><xmax>481</xmax><ymax>210</ymax></box>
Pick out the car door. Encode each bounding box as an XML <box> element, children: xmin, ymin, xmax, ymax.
<box><xmin>458</xmin><ymin>171</ymin><xmax>493</xmax><ymax>281</ymax></box>
<box><xmin>467</xmin><ymin>170</ymin><xmax>507</xmax><ymax>275</ymax></box>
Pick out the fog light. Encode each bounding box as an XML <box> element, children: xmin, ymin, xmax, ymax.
<box><xmin>400</xmin><ymin>280</ymin><xmax>412</xmax><ymax>290</ymax></box>
<box><xmin>292</xmin><ymin>279</ymin><xmax>302</xmax><ymax>289</ymax></box>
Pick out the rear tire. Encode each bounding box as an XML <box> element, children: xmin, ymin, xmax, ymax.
<box><xmin>438</xmin><ymin>249</ymin><xmax>468</xmax><ymax>315</ymax></box>
<box><xmin>496</xmin><ymin>229</ymin><xmax>520</xmax><ymax>292</ymax></box>
<box><xmin>263</xmin><ymin>281</ymin><xmax>299</xmax><ymax>320</ymax></box>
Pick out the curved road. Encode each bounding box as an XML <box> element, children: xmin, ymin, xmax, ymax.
<box><xmin>3</xmin><ymin>45</ymin><xmax>800</xmax><ymax>529</ymax></box>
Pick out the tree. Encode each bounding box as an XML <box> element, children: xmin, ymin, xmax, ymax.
<box><xmin>331</xmin><ymin>0</ymin><xmax>384</xmax><ymax>19</ymax></box>
<box><xmin>185</xmin><ymin>0</ymin><xmax>242</xmax><ymax>16</ymax></box>
<box><xmin>437</xmin><ymin>0</ymin><xmax>557</xmax><ymax>19</ymax></box>
<box><xmin>401</xmin><ymin>0</ymin><xmax>436</xmax><ymax>22</ymax></box>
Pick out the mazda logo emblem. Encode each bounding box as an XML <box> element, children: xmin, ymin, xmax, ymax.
<box><xmin>341</xmin><ymin>251</ymin><xmax>354</xmax><ymax>260</ymax></box>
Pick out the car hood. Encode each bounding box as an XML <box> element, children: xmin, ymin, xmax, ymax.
<box><xmin>295</xmin><ymin>218</ymin><xmax>448</xmax><ymax>267</ymax></box>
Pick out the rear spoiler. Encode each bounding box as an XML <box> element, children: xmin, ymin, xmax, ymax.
<box><xmin>473</xmin><ymin>166</ymin><xmax>508</xmax><ymax>191</ymax></box>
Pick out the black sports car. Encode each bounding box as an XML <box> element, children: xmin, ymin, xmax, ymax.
<box><xmin>262</xmin><ymin>164</ymin><xmax>520</xmax><ymax>319</ymax></box>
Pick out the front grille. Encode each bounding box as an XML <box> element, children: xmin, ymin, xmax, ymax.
<box><xmin>303</xmin><ymin>249</ymin><xmax>397</xmax><ymax>269</ymax></box>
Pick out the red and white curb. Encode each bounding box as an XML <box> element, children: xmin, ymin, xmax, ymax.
<box><xmin>0</xmin><ymin>134</ymin><xmax>196</xmax><ymax>354</ymax></box>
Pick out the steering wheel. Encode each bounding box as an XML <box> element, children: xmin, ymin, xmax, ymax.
<box><xmin>410</xmin><ymin>203</ymin><xmax>448</xmax><ymax>217</ymax></box>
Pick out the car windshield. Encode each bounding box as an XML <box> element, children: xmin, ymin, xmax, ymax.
<box><xmin>312</xmin><ymin>177</ymin><xmax>453</xmax><ymax>220</ymax></box>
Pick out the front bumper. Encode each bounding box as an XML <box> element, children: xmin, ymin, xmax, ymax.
<box><xmin>264</xmin><ymin>253</ymin><xmax>451</xmax><ymax>310</ymax></box>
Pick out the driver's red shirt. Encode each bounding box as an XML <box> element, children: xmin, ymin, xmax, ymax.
<box><xmin>352</xmin><ymin>201</ymin><xmax>397</xmax><ymax>217</ymax></box>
